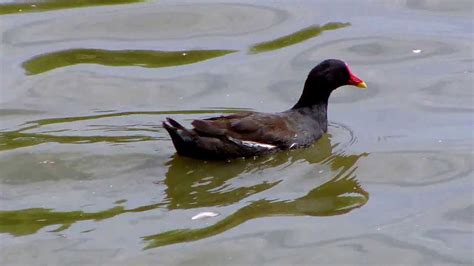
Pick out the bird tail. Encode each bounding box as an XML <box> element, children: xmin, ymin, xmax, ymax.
<box><xmin>162</xmin><ymin>118</ymin><xmax>196</xmax><ymax>156</ymax></box>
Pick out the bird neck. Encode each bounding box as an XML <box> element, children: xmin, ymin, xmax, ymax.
<box><xmin>291</xmin><ymin>103</ymin><xmax>328</xmax><ymax>130</ymax></box>
<box><xmin>291</xmin><ymin>79</ymin><xmax>332</xmax><ymax>109</ymax></box>
<box><xmin>290</xmin><ymin>80</ymin><xmax>331</xmax><ymax>131</ymax></box>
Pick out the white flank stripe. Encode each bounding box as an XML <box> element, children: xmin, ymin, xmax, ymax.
<box><xmin>240</xmin><ymin>140</ymin><xmax>277</xmax><ymax>149</ymax></box>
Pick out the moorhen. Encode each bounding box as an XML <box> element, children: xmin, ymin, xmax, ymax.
<box><xmin>163</xmin><ymin>59</ymin><xmax>366</xmax><ymax>159</ymax></box>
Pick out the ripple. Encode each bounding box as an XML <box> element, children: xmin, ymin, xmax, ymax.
<box><xmin>0</xmin><ymin>109</ymin><xmax>44</xmax><ymax>116</ymax></box>
<box><xmin>23</xmin><ymin>49</ymin><xmax>236</xmax><ymax>75</ymax></box>
<box><xmin>160</xmin><ymin>122</ymin><xmax>359</xmax><ymax>207</ymax></box>
<box><xmin>357</xmin><ymin>151</ymin><xmax>473</xmax><ymax>186</ymax></box>
<box><xmin>444</xmin><ymin>204</ymin><xmax>474</xmax><ymax>224</ymax></box>
<box><xmin>0</xmin><ymin>112</ymin><xmax>368</xmax><ymax>251</ymax></box>
<box><xmin>14</xmin><ymin>71</ymin><xmax>233</xmax><ymax>111</ymax></box>
<box><xmin>413</xmin><ymin>78</ymin><xmax>474</xmax><ymax>113</ymax></box>
<box><xmin>0</xmin><ymin>108</ymin><xmax>250</xmax><ymax>152</ymax></box>
<box><xmin>4</xmin><ymin>4</ymin><xmax>287</xmax><ymax>46</ymax></box>
<box><xmin>281</xmin><ymin>234</ymin><xmax>466</xmax><ymax>265</ymax></box>
<box><xmin>0</xmin><ymin>138</ymin><xmax>367</xmax><ymax>238</ymax></box>
<box><xmin>292</xmin><ymin>36</ymin><xmax>456</xmax><ymax>67</ymax></box>
<box><xmin>144</xmin><ymin>169</ymin><xmax>368</xmax><ymax>249</ymax></box>
<box><xmin>328</xmin><ymin>122</ymin><xmax>357</xmax><ymax>153</ymax></box>
<box><xmin>0</xmin><ymin>206</ymin><xmax>126</xmax><ymax>236</ymax></box>
<box><xmin>249</xmin><ymin>22</ymin><xmax>350</xmax><ymax>54</ymax></box>
<box><xmin>143</xmin><ymin>122</ymin><xmax>367</xmax><ymax>248</ymax></box>
<box><xmin>0</xmin><ymin>0</ymin><xmax>142</xmax><ymax>15</ymax></box>
<box><xmin>423</xmin><ymin>228</ymin><xmax>473</xmax><ymax>250</ymax></box>
<box><xmin>404</xmin><ymin>0</ymin><xmax>474</xmax><ymax>13</ymax></box>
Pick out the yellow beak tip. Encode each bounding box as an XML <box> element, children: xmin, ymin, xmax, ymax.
<box><xmin>357</xmin><ymin>81</ymin><xmax>367</xmax><ymax>89</ymax></box>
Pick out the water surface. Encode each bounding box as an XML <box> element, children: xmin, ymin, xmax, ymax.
<box><xmin>0</xmin><ymin>0</ymin><xmax>472</xmax><ymax>265</ymax></box>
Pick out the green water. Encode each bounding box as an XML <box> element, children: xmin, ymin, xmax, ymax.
<box><xmin>249</xmin><ymin>22</ymin><xmax>350</xmax><ymax>54</ymax></box>
<box><xmin>0</xmin><ymin>0</ymin><xmax>143</xmax><ymax>15</ymax></box>
<box><xmin>23</xmin><ymin>49</ymin><xmax>237</xmax><ymax>75</ymax></box>
<box><xmin>143</xmin><ymin>150</ymin><xmax>368</xmax><ymax>249</ymax></box>
<box><xmin>0</xmin><ymin>135</ymin><xmax>368</xmax><ymax>242</ymax></box>
<box><xmin>21</xmin><ymin>23</ymin><xmax>351</xmax><ymax>75</ymax></box>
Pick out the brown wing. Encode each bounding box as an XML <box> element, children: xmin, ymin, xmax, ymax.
<box><xmin>191</xmin><ymin>112</ymin><xmax>297</xmax><ymax>146</ymax></box>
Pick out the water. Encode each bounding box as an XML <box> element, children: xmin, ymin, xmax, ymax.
<box><xmin>0</xmin><ymin>0</ymin><xmax>473</xmax><ymax>265</ymax></box>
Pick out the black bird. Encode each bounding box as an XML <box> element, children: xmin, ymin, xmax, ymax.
<box><xmin>163</xmin><ymin>59</ymin><xmax>366</xmax><ymax>159</ymax></box>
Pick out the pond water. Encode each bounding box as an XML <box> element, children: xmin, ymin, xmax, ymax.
<box><xmin>0</xmin><ymin>0</ymin><xmax>473</xmax><ymax>265</ymax></box>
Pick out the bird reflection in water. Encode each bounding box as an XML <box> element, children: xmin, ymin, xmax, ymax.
<box><xmin>143</xmin><ymin>133</ymin><xmax>369</xmax><ymax>249</ymax></box>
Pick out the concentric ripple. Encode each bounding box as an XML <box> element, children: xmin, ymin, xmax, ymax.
<box><xmin>4</xmin><ymin>4</ymin><xmax>287</xmax><ymax>46</ymax></box>
<box><xmin>292</xmin><ymin>36</ymin><xmax>457</xmax><ymax>67</ymax></box>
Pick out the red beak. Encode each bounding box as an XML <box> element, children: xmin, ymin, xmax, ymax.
<box><xmin>345</xmin><ymin>63</ymin><xmax>367</xmax><ymax>89</ymax></box>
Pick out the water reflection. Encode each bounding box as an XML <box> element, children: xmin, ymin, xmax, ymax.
<box><xmin>0</xmin><ymin>131</ymin><xmax>369</xmax><ymax>250</ymax></box>
<box><xmin>0</xmin><ymin>0</ymin><xmax>143</xmax><ymax>15</ymax></box>
<box><xmin>249</xmin><ymin>22</ymin><xmax>350</xmax><ymax>54</ymax></box>
<box><xmin>24</xmin><ymin>109</ymin><xmax>248</xmax><ymax>128</ymax></box>
<box><xmin>0</xmin><ymin>109</ymin><xmax>249</xmax><ymax>151</ymax></box>
<box><xmin>0</xmin><ymin>206</ymin><xmax>127</xmax><ymax>236</ymax></box>
<box><xmin>143</xmin><ymin>135</ymin><xmax>369</xmax><ymax>249</ymax></box>
<box><xmin>18</xmin><ymin>21</ymin><xmax>349</xmax><ymax>75</ymax></box>
<box><xmin>0</xmin><ymin>130</ymin><xmax>154</xmax><ymax>151</ymax></box>
<box><xmin>164</xmin><ymin>156</ymin><xmax>281</xmax><ymax>210</ymax></box>
<box><xmin>23</xmin><ymin>49</ymin><xmax>236</xmax><ymax>75</ymax></box>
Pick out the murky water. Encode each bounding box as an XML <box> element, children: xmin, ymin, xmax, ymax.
<box><xmin>0</xmin><ymin>0</ymin><xmax>473</xmax><ymax>265</ymax></box>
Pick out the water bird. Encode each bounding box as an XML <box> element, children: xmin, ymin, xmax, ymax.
<box><xmin>163</xmin><ymin>59</ymin><xmax>366</xmax><ymax>159</ymax></box>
